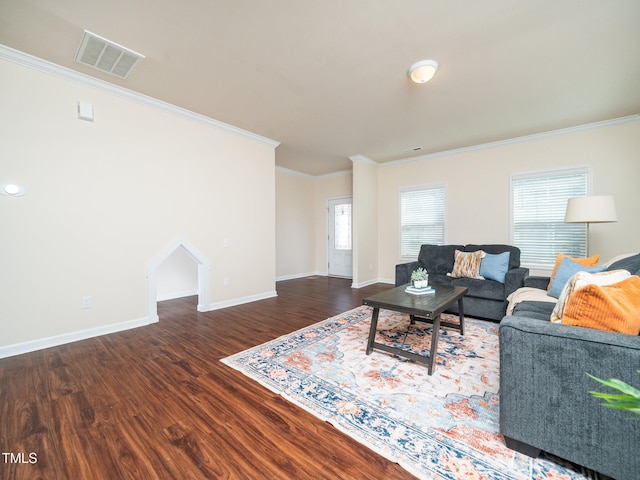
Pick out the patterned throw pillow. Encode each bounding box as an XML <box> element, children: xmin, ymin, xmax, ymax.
<box><xmin>551</xmin><ymin>269</ymin><xmax>631</xmax><ymax>322</ymax></box>
<box><xmin>448</xmin><ymin>250</ymin><xmax>485</xmax><ymax>279</ymax></box>
<box><xmin>560</xmin><ymin>276</ymin><xmax>640</xmax><ymax>335</ymax></box>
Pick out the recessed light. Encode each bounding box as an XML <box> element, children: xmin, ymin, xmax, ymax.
<box><xmin>1</xmin><ymin>183</ymin><xmax>27</xmax><ymax>197</ymax></box>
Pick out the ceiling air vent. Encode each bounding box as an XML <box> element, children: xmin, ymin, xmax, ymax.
<box><xmin>74</xmin><ymin>30</ymin><xmax>144</xmax><ymax>79</ymax></box>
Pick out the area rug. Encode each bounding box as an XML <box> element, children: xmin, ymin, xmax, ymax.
<box><xmin>221</xmin><ymin>306</ymin><xmax>602</xmax><ymax>480</ymax></box>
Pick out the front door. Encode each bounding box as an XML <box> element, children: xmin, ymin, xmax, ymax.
<box><xmin>328</xmin><ymin>197</ymin><xmax>353</xmax><ymax>278</ymax></box>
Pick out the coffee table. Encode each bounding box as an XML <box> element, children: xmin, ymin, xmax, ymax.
<box><xmin>363</xmin><ymin>284</ymin><xmax>468</xmax><ymax>375</ymax></box>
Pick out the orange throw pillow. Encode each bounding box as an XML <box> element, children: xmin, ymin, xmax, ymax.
<box><xmin>547</xmin><ymin>253</ymin><xmax>600</xmax><ymax>290</ymax></box>
<box><xmin>561</xmin><ymin>276</ymin><xmax>640</xmax><ymax>335</ymax></box>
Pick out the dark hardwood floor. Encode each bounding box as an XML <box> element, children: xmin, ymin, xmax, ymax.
<box><xmin>0</xmin><ymin>277</ymin><xmax>417</xmax><ymax>479</ymax></box>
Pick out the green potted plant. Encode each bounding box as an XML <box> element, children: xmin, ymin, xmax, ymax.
<box><xmin>588</xmin><ymin>370</ymin><xmax>640</xmax><ymax>417</ymax></box>
<box><xmin>410</xmin><ymin>267</ymin><xmax>429</xmax><ymax>289</ymax></box>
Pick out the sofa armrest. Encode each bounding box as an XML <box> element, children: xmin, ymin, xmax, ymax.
<box><xmin>523</xmin><ymin>275</ymin><xmax>550</xmax><ymax>290</ymax></box>
<box><xmin>395</xmin><ymin>261</ymin><xmax>420</xmax><ymax>287</ymax></box>
<box><xmin>504</xmin><ymin>267</ymin><xmax>529</xmax><ymax>298</ymax></box>
<box><xmin>499</xmin><ymin>316</ymin><xmax>640</xmax><ymax>480</ymax></box>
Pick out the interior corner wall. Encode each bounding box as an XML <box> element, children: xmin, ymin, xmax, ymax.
<box><xmin>0</xmin><ymin>57</ymin><xmax>276</xmax><ymax>352</ymax></box>
<box><xmin>377</xmin><ymin>119</ymin><xmax>640</xmax><ymax>280</ymax></box>
<box><xmin>352</xmin><ymin>160</ymin><xmax>379</xmax><ymax>286</ymax></box>
<box><xmin>275</xmin><ymin>169</ymin><xmax>316</xmax><ymax>279</ymax></box>
<box><xmin>313</xmin><ymin>173</ymin><xmax>353</xmax><ymax>276</ymax></box>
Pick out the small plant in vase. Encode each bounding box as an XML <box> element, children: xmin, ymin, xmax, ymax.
<box><xmin>411</xmin><ymin>267</ymin><xmax>429</xmax><ymax>289</ymax></box>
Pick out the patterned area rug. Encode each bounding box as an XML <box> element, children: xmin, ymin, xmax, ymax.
<box><xmin>221</xmin><ymin>306</ymin><xmax>602</xmax><ymax>480</ymax></box>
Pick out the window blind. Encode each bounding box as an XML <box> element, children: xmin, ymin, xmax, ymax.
<box><xmin>400</xmin><ymin>185</ymin><xmax>446</xmax><ymax>258</ymax></box>
<box><xmin>512</xmin><ymin>168</ymin><xmax>588</xmax><ymax>268</ymax></box>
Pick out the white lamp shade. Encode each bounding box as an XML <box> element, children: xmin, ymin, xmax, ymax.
<box><xmin>408</xmin><ymin>60</ymin><xmax>438</xmax><ymax>83</ymax></box>
<box><xmin>565</xmin><ymin>195</ymin><xmax>617</xmax><ymax>223</ymax></box>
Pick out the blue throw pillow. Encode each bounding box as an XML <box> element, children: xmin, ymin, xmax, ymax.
<box><xmin>480</xmin><ymin>251</ymin><xmax>510</xmax><ymax>283</ymax></box>
<box><xmin>548</xmin><ymin>257</ymin><xmax>606</xmax><ymax>298</ymax></box>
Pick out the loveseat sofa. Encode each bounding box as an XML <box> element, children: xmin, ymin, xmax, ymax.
<box><xmin>499</xmin><ymin>253</ymin><xmax>640</xmax><ymax>480</ymax></box>
<box><xmin>395</xmin><ymin>244</ymin><xmax>529</xmax><ymax>321</ymax></box>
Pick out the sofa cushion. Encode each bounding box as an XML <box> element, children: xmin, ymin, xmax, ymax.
<box><xmin>560</xmin><ymin>276</ymin><xmax>640</xmax><ymax>335</ymax></box>
<box><xmin>451</xmin><ymin>277</ymin><xmax>504</xmax><ymax>301</ymax></box>
<box><xmin>449</xmin><ymin>249</ymin><xmax>485</xmax><ymax>279</ymax></box>
<box><xmin>427</xmin><ymin>273</ymin><xmax>452</xmax><ymax>287</ymax></box>
<box><xmin>547</xmin><ymin>257</ymin><xmax>606</xmax><ymax>298</ymax></box>
<box><xmin>511</xmin><ymin>300</ymin><xmax>555</xmax><ymax>321</ymax></box>
<box><xmin>607</xmin><ymin>253</ymin><xmax>640</xmax><ymax>276</ymax></box>
<box><xmin>480</xmin><ymin>252</ymin><xmax>511</xmax><ymax>283</ymax></box>
<box><xmin>465</xmin><ymin>244</ymin><xmax>520</xmax><ymax>269</ymax></box>
<box><xmin>418</xmin><ymin>244</ymin><xmax>464</xmax><ymax>275</ymax></box>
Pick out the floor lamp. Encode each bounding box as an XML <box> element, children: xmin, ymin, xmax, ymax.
<box><xmin>564</xmin><ymin>195</ymin><xmax>617</xmax><ymax>256</ymax></box>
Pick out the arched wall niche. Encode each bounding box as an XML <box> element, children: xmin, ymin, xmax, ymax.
<box><xmin>146</xmin><ymin>238</ymin><xmax>210</xmax><ymax>322</ymax></box>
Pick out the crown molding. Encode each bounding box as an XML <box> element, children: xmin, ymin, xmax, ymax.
<box><xmin>383</xmin><ymin>114</ymin><xmax>640</xmax><ymax>168</ymax></box>
<box><xmin>276</xmin><ymin>165</ymin><xmax>352</xmax><ymax>180</ymax></box>
<box><xmin>0</xmin><ymin>44</ymin><xmax>280</xmax><ymax>148</ymax></box>
<box><xmin>349</xmin><ymin>154</ymin><xmax>377</xmax><ymax>165</ymax></box>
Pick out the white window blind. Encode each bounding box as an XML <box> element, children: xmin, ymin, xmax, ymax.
<box><xmin>400</xmin><ymin>185</ymin><xmax>446</xmax><ymax>258</ymax></box>
<box><xmin>512</xmin><ymin>168</ymin><xmax>588</xmax><ymax>268</ymax></box>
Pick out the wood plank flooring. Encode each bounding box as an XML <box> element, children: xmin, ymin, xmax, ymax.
<box><xmin>0</xmin><ymin>277</ymin><xmax>417</xmax><ymax>479</ymax></box>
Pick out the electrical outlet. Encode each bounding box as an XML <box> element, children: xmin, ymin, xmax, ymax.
<box><xmin>81</xmin><ymin>296</ymin><xmax>92</xmax><ymax>309</ymax></box>
<box><xmin>223</xmin><ymin>277</ymin><xmax>231</xmax><ymax>287</ymax></box>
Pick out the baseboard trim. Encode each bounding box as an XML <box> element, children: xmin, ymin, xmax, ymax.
<box><xmin>208</xmin><ymin>290</ymin><xmax>278</xmax><ymax>311</ymax></box>
<box><xmin>157</xmin><ymin>289</ymin><xmax>199</xmax><ymax>302</ymax></box>
<box><xmin>351</xmin><ymin>277</ymin><xmax>395</xmax><ymax>289</ymax></box>
<box><xmin>0</xmin><ymin>316</ymin><xmax>156</xmax><ymax>359</ymax></box>
<box><xmin>275</xmin><ymin>272</ymin><xmax>317</xmax><ymax>281</ymax></box>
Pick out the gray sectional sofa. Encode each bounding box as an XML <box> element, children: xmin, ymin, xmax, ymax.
<box><xmin>395</xmin><ymin>244</ymin><xmax>529</xmax><ymax>321</ymax></box>
<box><xmin>499</xmin><ymin>253</ymin><xmax>640</xmax><ymax>480</ymax></box>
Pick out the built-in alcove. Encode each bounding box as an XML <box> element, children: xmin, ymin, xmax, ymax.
<box><xmin>156</xmin><ymin>248</ymin><xmax>198</xmax><ymax>302</ymax></box>
<box><xmin>146</xmin><ymin>238</ymin><xmax>210</xmax><ymax>323</ymax></box>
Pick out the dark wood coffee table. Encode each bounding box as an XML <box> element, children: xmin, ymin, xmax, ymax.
<box><xmin>363</xmin><ymin>284</ymin><xmax>468</xmax><ymax>375</ymax></box>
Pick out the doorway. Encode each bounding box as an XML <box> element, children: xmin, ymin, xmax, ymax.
<box><xmin>328</xmin><ymin>197</ymin><xmax>353</xmax><ymax>278</ymax></box>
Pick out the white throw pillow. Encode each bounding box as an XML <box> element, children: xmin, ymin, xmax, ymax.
<box><xmin>551</xmin><ymin>269</ymin><xmax>631</xmax><ymax>323</ymax></box>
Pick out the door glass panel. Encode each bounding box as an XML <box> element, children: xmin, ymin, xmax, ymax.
<box><xmin>334</xmin><ymin>203</ymin><xmax>352</xmax><ymax>250</ymax></box>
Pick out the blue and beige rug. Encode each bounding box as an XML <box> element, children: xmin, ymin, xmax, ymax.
<box><xmin>221</xmin><ymin>306</ymin><xmax>601</xmax><ymax>480</ymax></box>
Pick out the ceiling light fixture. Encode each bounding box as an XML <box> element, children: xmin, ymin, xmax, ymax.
<box><xmin>1</xmin><ymin>183</ymin><xmax>27</xmax><ymax>197</ymax></box>
<box><xmin>408</xmin><ymin>60</ymin><xmax>439</xmax><ymax>84</ymax></box>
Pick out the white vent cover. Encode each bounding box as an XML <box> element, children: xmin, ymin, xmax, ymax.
<box><xmin>74</xmin><ymin>30</ymin><xmax>144</xmax><ymax>79</ymax></box>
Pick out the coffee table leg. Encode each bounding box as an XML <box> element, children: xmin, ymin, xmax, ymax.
<box><xmin>366</xmin><ymin>307</ymin><xmax>380</xmax><ymax>355</ymax></box>
<box><xmin>458</xmin><ymin>297</ymin><xmax>465</xmax><ymax>336</ymax></box>
<box><xmin>427</xmin><ymin>315</ymin><xmax>441</xmax><ymax>375</ymax></box>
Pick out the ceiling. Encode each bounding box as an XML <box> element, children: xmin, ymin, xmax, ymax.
<box><xmin>1</xmin><ymin>0</ymin><xmax>639</xmax><ymax>176</ymax></box>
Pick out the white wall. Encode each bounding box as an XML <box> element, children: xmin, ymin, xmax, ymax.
<box><xmin>313</xmin><ymin>172</ymin><xmax>353</xmax><ymax>275</ymax></box>
<box><xmin>275</xmin><ymin>168</ymin><xmax>353</xmax><ymax>278</ymax></box>
<box><xmin>352</xmin><ymin>157</ymin><xmax>379</xmax><ymax>286</ymax></box>
<box><xmin>275</xmin><ymin>168</ymin><xmax>316</xmax><ymax>279</ymax></box>
<box><xmin>0</xmin><ymin>52</ymin><xmax>277</xmax><ymax>355</ymax></box>
<box><xmin>377</xmin><ymin>118</ymin><xmax>640</xmax><ymax>279</ymax></box>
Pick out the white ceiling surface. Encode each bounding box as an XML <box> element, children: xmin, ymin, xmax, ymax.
<box><xmin>1</xmin><ymin>0</ymin><xmax>639</xmax><ymax>176</ymax></box>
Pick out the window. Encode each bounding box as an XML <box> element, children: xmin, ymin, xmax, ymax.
<box><xmin>512</xmin><ymin>167</ymin><xmax>589</xmax><ymax>268</ymax></box>
<box><xmin>400</xmin><ymin>184</ymin><xmax>446</xmax><ymax>258</ymax></box>
<box><xmin>334</xmin><ymin>203</ymin><xmax>352</xmax><ymax>250</ymax></box>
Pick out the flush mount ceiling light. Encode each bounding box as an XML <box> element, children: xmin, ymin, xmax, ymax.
<box><xmin>1</xmin><ymin>183</ymin><xmax>27</xmax><ymax>197</ymax></box>
<box><xmin>74</xmin><ymin>30</ymin><xmax>144</xmax><ymax>79</ymax></box>
<box><xmin>408</xmin><ymin>60</ymin><xmax>439</xmax><ymax>84</ymax></box>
